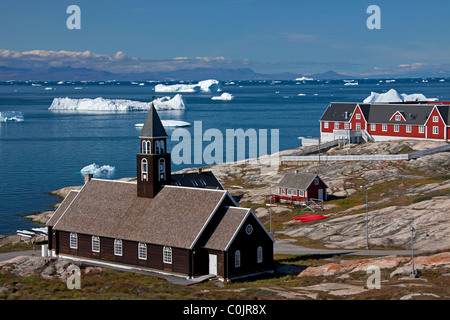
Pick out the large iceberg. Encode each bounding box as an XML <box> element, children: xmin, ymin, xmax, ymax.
<box><xmin>0</xmin><ymin>111</ymin><xmax>24</xmax><ymax>122</ymax></box>
<box><xmin>154</xmin><ymin>79</ymin><xmax>222</xmax><ymax>93</ymax></box>
<box><xmin>49</xmin><ymin>94</ymin><xmax>186</xmax><ymax>111</ymax></box>
<box><xmin>363</xmin><ymin>89</ymin><xmax>437</xmax><ymax>103</ymax></box>
<box><xmin>211</xmin><ymin>92</ymin><xmax>234</xmax><ymax>101</ymax></box>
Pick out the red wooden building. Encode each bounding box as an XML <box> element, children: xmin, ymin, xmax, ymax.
<box><xmin>320</xmin><ymin>102</ymin><xmax>450</xmax><ymax>142</ymax></box>
<box><xmin>270</xmin><ymin>171</ymin><xmax>328</xmax><ymax>204</ymax></box>
<box><xmin>46</xmin><ymin>104</ymin><xmax>274</xmax><ymax>282</ymax></box>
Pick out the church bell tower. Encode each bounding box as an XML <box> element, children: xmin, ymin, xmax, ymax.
<box><xmin>137</xmin><ymin>104</ymin><xmax>171</xmax><ymax>198</ymax></box>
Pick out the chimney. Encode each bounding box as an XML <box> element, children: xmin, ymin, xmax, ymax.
<box><xmin>197</xmin><ymin>167</ymin><xmax>203</xmax><ymax>174</ymax></box>
<box><xmin>84</xmin><ymin>173</ymin><xmax>93</xmax><ymax>184</ymax></box>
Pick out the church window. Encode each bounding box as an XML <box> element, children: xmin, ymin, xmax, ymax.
<box><xmin>158</xmin><ymin>158</ymin><xmax>165</xmax><ymax>181</ymax></box>
<box><xmin>141</xmin><ymin>158</ymin><xmax>148</xmax><ymax>181</ymax></box>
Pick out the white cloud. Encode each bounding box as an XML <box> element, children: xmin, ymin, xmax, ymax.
<box><xmin>0</xmin><ymin>49</ymin><xmax>237</xmax><ymax>73</ymax></box>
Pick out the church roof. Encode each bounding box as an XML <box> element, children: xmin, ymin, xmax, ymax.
<box><xmin>52</xmin><ymin>179</ymin><xmax>234</xmax><ymax>249</ymax></box>
<box><xmin>277</xmin><ymin>171</ymin><xmax>327</xmax><ymax>190</ymax></box>
<box><xmin>139</xmin><ymin>104</ymin><xmax>167</xmax><ymax>138</ymax></box>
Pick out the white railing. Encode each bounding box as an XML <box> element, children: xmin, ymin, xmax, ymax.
<box><xmin>408</xmin><ymin>144</ymin><xmax>450</xmax><ymax>159</ymax></box>
<box><xmin>282</xmin><ymin>143</ymin><xmax>449</xmax><ymax>162</ymax></box>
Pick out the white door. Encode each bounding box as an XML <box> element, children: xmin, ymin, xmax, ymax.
<box><xmin>209</xmin><ymin>254</ymin><xmax>217</xmax><ymax>275</ymax></box>
<box><xmin>318</xmin><ymin>189</ymin><xmax>323</xmax><ymax>201</ymax></box>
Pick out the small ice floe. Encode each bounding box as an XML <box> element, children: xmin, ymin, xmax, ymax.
<box><xmin>0</xmin><ymin>111</ymin><xmax>24</xmax><ymax>122</ymax></box>
<box><xmin>135</xmin><ymin>120</ymin><xmax>191</xmax><ymax>128</ymax></box>
<box><xmin>80</xmin><ymin>163</ymin><xmax>116</xmax><ymax>177</ymax></box>
<box><xmin>295</xmin><ymin>76</ymin><xmax>314</xmax><ymax>81</ymax></box>
<box><xmin>211</xmin><ymin>92</ymin><xmax>234</xmax><ymax>101</ymax></box>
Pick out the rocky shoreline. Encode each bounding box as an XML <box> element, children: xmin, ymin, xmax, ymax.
<box><xmin>1</xmin><ymin>139</ymin><xmax>449</xmax><ymax>252</ymax></box>
<box><xmin>1</xmin><ymin>139</ymin><xmax>449</xmax><ymax>300</ymax></box>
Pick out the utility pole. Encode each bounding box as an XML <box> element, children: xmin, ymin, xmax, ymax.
<box><xmin>410</xmin><ymin>226</ymin><xmax>416</xmax><ymax>278</ymax></box>
<box><xmin>360</xmin><ymin>185</ymin><xmax>369</xmax><ymax>249</ymax></box>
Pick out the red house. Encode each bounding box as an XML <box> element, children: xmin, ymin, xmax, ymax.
<box><xmin>320</xmin><ymin>102</ymin><xmax>450</xmax><ymax>142</ymax></box>
<box><xmin>270</xmin><ymin>171</ymin><xmax>328</xmax><ymax>204</ymax></box>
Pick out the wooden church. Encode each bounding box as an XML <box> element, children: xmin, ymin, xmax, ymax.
<box><xmin>47</xmin><ymin>105</ymin><xmax>274</xmax><ymax>281</ymax></box>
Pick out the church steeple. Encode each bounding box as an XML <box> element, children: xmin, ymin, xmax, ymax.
<box><xmin>136</xmin><ymin>104</ymin><xmax>171</xmax><ymax>198</ymax></box>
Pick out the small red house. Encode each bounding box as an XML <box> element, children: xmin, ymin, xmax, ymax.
<box><xmin>272</xmin><ymin>171</ymin><xmax>328</xmax><ymax>204</ymax></box>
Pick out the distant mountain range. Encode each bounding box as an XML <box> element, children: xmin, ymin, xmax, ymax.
<box><xmin>1</xmin><ymin>65</ymin><xmax>448</xmax><ymax>81</ymax></box>
<box><xmin>0</xmin><ymin>65</ymin><xmax>355</xmax><ymax>81</ymax></box>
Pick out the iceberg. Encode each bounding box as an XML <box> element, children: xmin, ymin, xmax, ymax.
<box><xmin>152</xmin><ymin>94</ymin><xmax>186</xmax><ymax>110</ymax></box>
<box><xmin>295</xmin><ymin>76</ymin><xmax>314</xmax><ymax>81</ymax></box>
<box><xmin>81</xmin><ymin>163</ymin><xmax>116</xmax><ymax>177</ymax></box>
<box><xmin>0</xmin><ymin>111</ymin><xmax>24</xmax><ymax>122</ymax></box>
<box><xmin>49</xmin><ymin>94</ymin><xmax>186</xmax><ymax>112</ymax></box>
<box><xmin>363</xmin><ymin>88</ymin><xmax>437</xmax><ymax>103</ymax></box>
<box><xmin>154</xmin><ymin>79</ymin><xmax>222</xmax><ymax>93</ymax></box>
<box><xmin>211</xmin><ymin>92</ymin><xmax>234</xmax><ymax>101</ymax></box>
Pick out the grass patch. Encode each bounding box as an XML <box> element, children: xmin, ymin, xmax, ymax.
<box><xmin>412</xmin><ymin>188</ymin><xmax>450</xmax><ymax>203</ymax></box>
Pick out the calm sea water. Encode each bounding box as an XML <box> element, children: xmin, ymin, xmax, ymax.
<box><xmin>0</xmin><ymin>78</ymin><xmax>449</xmax><ymax>234</ymax></box>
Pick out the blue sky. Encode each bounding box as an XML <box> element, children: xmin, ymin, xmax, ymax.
<box><xmin>1</xmin><ymin>0</ymin><xmax>450</xmax><ymax>76</ymax></box>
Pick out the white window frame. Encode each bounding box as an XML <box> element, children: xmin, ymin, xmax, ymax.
<box><xmin>114</xmin><ymin>239</ymin><xmax>122</xmax><ymax>256</ymax></box>
<box><xmin>235</xmin><ymin>250</ymin><xmax>241</xmax><ymax>268</ymax></box>
<box><xmin>163</xmin><ymin>246</ymin><xmax>172</xmax><ymax>264</ymax></box>
<box><xmin>158</xmin><ymin>158</ymin><xmax>166</xmax><ymax>181</ymax></box>
<box><xmin>160</xmin><ymin>140</ymin><xmax>165</xmax><ymax>153</ymax></box>
<box><xmin>138</xmin><ymin>242</ymin><xmax>147</xmax><ymax>260</ymax></box>
<box><xmin>299</xmin><ymin>190</ymin><xmax>304</xmax><ymax>197</ymax></box>
<box><xmin>141</xmin><ymin>158</ymin><xmax>148</xmax><ymax>181</ymax></box>
<box><xmin>394</xmin><ymin>124</ymin><xmax>399</xmax><ymax>132</ymax></box>
<box><xmin>92</xmin><ymin>236</ymin><xmax>100</xmax><ymax>253</ymax></box>
<box><xmin>406</xmin><ymin>125</ymin><xmax>411</xmax><ymax>133</ymax></box>
<box><xmin>334</xmin><ymin>122</ymin><xmax>339</xmax><ymax>129</ymax></box>
<box><xmin>70</xmin><ymin>232</ymin><xmax>78</xmax><ymax>249</ymax></box>
<box><xmin>356</xmin><ymin>123</ymin><xmax>361</xmax><ymax>130</ymax></box>
<box><xmin>371</xmin><ymin>124</ymin><xmax>376</xmax><ymax>131</ymax></box>
<box><xmin>382</xmin><ymin>124</ymin><xmax>387</xmax><ymax>132</ymax></box>
<box><xmin>419</xmin><ymin>126</ymin><xmax>424</xmax><ymax>134</ymax></box>
<box><xmin>324</xmin><ymin>121</ymin><xmax>328</xmax><ymax>129</ymax></box>
<box><xmin>257</xmin><ymin>246</ymin><xmax>263</xmax><ymax>264</ymax></box>
<box><xmin>142</xmin><ymin>140</ymin><xmax>151</xmax><ymax>154</ymax></box>
<box><xmin>433</xmin><ymin>116</ymin><xmax>438</xmax><ymax>122</ymax></box>
<box><xmin>395</xmin><ymin>115</ymin><xmax>401</xmax><ymax>121</ymax></box>
<box><xmin>314</xmin><ymin>177</ymin><xmax>319</xmax><ymax>185</ymax></box>
<box><xmin>356</xmin><ymin>114</ymin><xmax>361</xmax><ymax>120</ymax></box>
<box><xmin>344</xmin><ymin>122</ymin><xmax>349</xmax><ymax>130</ymax></box>
<box><xmin>433</xmin><ymin>126</ymin><xmax>439</xmax><ymax>134</ymax></box>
